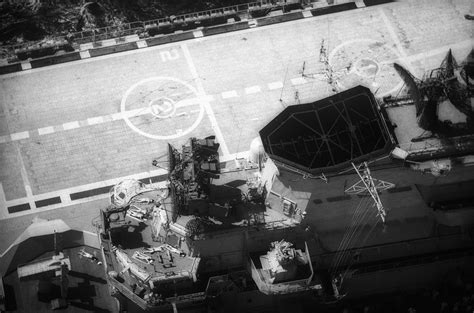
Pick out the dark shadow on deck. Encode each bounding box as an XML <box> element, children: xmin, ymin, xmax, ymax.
<box><xmin>68</xmin><ymin>270</ymin><xmax>107</xmax><ymax>284</ymax></box>
<box><xmin>69</xmin><ymin>301</ymin><xmax>111</xmax><ymax>313</ymax></box>
<box><xmin>110</xmin><ymin>222</ymin><xmax>150</xmax><ymax>250</ymax></box>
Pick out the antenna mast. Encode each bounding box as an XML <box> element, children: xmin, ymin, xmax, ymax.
<box><xmin>345</xmin><ymin>162</ymin><xmax>395</xmax><ymax>223</ymax></box>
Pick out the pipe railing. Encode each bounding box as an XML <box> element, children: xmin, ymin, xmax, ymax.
<box><xmin>69</xmin><ymin>0</ymin><xmax>303</xmax><ymax>43</ymax></box>
<box><xmin>2</xmin><ymin>0</ymin><xmax>327</xmax><ymax>60</ymax></box>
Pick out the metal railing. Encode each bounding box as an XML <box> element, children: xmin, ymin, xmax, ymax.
<box><xmin>68</xmin><ymin>0</ymin><xmax>303</xmax><ymax>45</ymax></box>
<box><xmin>2</xmin><ymin>0</ymin><xmax>320</xmax><ymax>60</ymax></box>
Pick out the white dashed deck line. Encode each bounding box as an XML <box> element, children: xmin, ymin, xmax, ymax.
<box><xmin>136</xmin><ymin>40</ymin><xmax>148</xmax><ymax>49</ymax></box>
<box><xmin>20</xmin><ymin>63</ymin><xmax>31</xmax><ymax>71</ymax></box>
<box><xmin>59</xmin><ymin>193</ymin><xmax>71</xmax><ymax>205</ymax></box>
<box><xmin>221</xmin><ymin>90</ymin><xmax>239</xmax><ymax>99</ymax></box>
<box><xmin>404</xmin><ymin>39</ymin><xmax>473</xmax><ymax>63</ymax></box>
<box><xmin>268</xmin><ymin>81</ymin><xmax>284</xmax><ymax>90</ymax></box>
<box><xmin>111</xmin><ymin>112</ymin><xmax>124</xmax><ymax>120</ymax></box>
<box><xmin>245</xmin><ymin>85</ymin><xmax>261</xmax><ymax>94</ymax></box>
<box><xmin>3</xmin><ymin>167</ymin><xmax>169</xmax><ymax>220</ymax></box>
<box><xmin>176</xmin><ymin>95</ymin><xmax>214</xmax><ymax>108</ymax></box>
<box><xmin>193</xmin><ymin>30</ymin><xmax>204</xmax><ymax>38</ymax></box>
<box><xmin>378</xmin><ymin>8</ymin><xmax>416</xmax><ymax>74</ymax></box>
<box><xmin>122</xmin><ymin>108</ymin><xmax>150</xmax><ymax>118</ymax></box>
<box><xmin>291</xmin><ymin>77</ymin><xmax>307</xmax><ymax>86</ymax></box>
<box><xmin>10</xmin><ymin>131</ymin><xmax>29</xmax><ymax>141</ymax></box>
<box><xmin>181</xmin><ymin>43</ymin><xmax>230</xmax><ymax>157</ymax></box>
<box><xmin>38</xmin><ymin>126</ymin><xmax>55</xmax><ymax>135</ymax></box>
<box><xmin>79</xmin><ymin>50</ymin><xmax>91</xmax><ymax>59</ymax></box>
<box><xmin>62</xmin><ymin>121</ymin><xmax>80</xmax><ymax>130</ymax></box>
<box><xmin>87</xmin><ymin>116</ymin><xmax>105</xmax><ymax>125</ymax></box>
<box><xmin>0</xmin><ymin>183</ymin><xmax>7</xmax><ymax>220</ymax></box>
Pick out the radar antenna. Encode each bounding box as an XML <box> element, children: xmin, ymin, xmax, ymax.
<box><xmin>344</xmin><ymin>162</ymin><xmax>395</xmax><ymax>223</ymax></box>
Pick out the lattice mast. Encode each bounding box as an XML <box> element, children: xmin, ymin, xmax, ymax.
<box><xmin>345</xmin><ymin>162</ymin><xmax>395</xmax><ymax>223</ymax></box>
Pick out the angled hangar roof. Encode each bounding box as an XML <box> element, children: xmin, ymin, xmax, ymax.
<box><xmin>260</xmin><ymin>86</ymin><xmax>394</xmax><ymax>175</ymax></box>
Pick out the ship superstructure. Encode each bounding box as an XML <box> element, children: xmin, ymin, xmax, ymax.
<box><xmin>98</xmin><ymin>135</ymin><xmax>329</xmax><ymax>312</ymax></box>
<box><xmin>96</xmin><ymin>50</ymin><xmax>474</xmax><ymax>312</ymax></box>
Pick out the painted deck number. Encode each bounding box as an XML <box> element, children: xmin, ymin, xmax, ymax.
<box><xmin>160</xmin><ymin>49</ymin><xmax>180</xmax><ymax>62</ymax></box>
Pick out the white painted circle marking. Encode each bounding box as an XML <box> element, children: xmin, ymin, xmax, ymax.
<box><xmin>328</xmin><ymin>39</ymin><xmax>407</xmax><ymax>97</ymax></box>
<box><xmin>121</xmin><ymin>76</ymin><xmax>204</xmax><ymax>140</ymax></box>
<box><xmin>149</xmin><ymin>97</ymin><xmax>176</xmax><ymax>118</ymax></box>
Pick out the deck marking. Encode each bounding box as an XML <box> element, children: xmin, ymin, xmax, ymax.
<box><xmin>0</xmin><ymin>183</ymin><xmax>7</xmax><ymax>219</ymax></box>
<box><xmin>38</xmin><ymin>126</ymin><xmax>55</xmax><ymax>135</ymax></box>
<box><xmin>136</xmin><ymin>40</ymin><xmax>148</xmax><ymax>49</ymax></box>
<box><xmin>2</xmin><ymin>149</ymin><xmax>252</xmax><ymax>219</ymax></box>
<box><xmin>121</xmin><ymin>76</ymin><xmax>205</xmax><ymax>140</ymax></box>
<box><xmin>3</xmin><ymin>168</ymin><xmax>168</xmax><ymax>219</ymax></box>
<box><xmin>268</xmin><ymin>81</ymin><xmax>284</xmax><ymax>90</ymax></box>
<box><xmin>222</xmin><ymin>90</ymin><xmax>239</xmax><ymax>99</ymax></box>
<box><xmin>20</xmin><ymin>63</ymin><xmax>31</xmax><ymax>70</ymax></box>
<box><xmin>10</xmin><ymin>131</ymin><xmax>29</xmax><ymax>141</ymax></box>
<box><xmin>2</xmin><ymin>38</ymin><xmax>470</xmax><ymax>144</ymax></box>
<box><xmin>63</xmin><ymin>121</ymin><xmax>80</xmax><ymax>130</ymax></box>
<box><xmin>111</xmin><ymin>112</ymin><xmax>123</xmax><ymax>120</ymax></box>
<box><xmin>193</xmin><ymin>30</ymin><xmax>204</xmax><ymax>38</ymax></box>
<box><xmin>404</xmin><ymin>39</ymin><xmax>473</xmax><ymax>63</ymax></box>
<box><xmin>245</xmin><ymin>85</ymin><xmax>261</xmax><ymax>94</ymax></box>
<box><xmin>379</xmin><ymin>8</ymin><xmax>416</xmax><ymax>73</ymax></box>
<box><xmin>291</xmin><ymin>77</ymin><xmax>307</xmax><ymax>85</ymax></box>
<box><xmin>87</xmin><ymin>116</ymin><xmax>105</xmax><ymax>125</ymax></box>
<box><xmin>328</xmin><ymin>38</ymin><xmax>405</xmax><ymax>97</ymax></box>
<box><xmin>15</xmin><ymin>140</ymin><xmax>36</xmax><ymax>211</ymax></box>
<box><xmin>79</xmin><ymin>50</ymin><xmax>91</xmax><ymax>59</ymax></box>
<box><xmin>181</xmin><ymin>43</ymin><xmax>230</xmax><ymax>157</ymax></box>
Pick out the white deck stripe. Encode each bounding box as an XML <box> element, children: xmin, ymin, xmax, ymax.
<box><xmin>268</xmin><ymin>81</ymin><xmax>284</xmax><ymax>90</ymax></box>
<box><xmin>4</xmin><ymin>168</ymin><xmax>168</xmax><ymax>210</ymax></box>
<box><xmin>245</xmin><ymin>85</ymin><xmax>261</xmax><ymax>94</ymax></box>
<box><xmin>87</xmin><ymin>116</ymin><xmax>105</xmax><ymax>125</ymax></box>
<box><xmin>79</xmin><ymin>50</ymin><xmax>91</xmax><ymax>59</ymax></box>
<box><xmin>136</xmin><ymin>40</ymin><xmax>148</xmax><ymax>49</ymax></box>
<box><xmin>291</xmin><ymin>77</ymin><xmax>307</xmax><ymax>86</ymax></box>
<box><xmin>20</xmin><ymin>63</ymin><xmax>31</xmax><ymax>70</ymax></box>
<box><xmin>193</xmin><ymin>30</ymin><xmax>204</xmax><ymax>38</ymax></box>
<box><xmin>38</xmin><ymin>126</ymin><xmax>55</xmax><ymax>135</ymax></box>
<box><xmin>111</xmin><ymin>112</ymin><xmax>124</xmax><ymax>120</ymax></box>
<box><xmin>379</xmin><ymin>8</ymin><xmax>416</xmax><ymax>73</ymax></box>
<box><xmin>181</xmin><ymin>43</ymin><xmax>230</xmax><ymax>157</ymax></box>
<box><xmin>10</xmin><ymin>131</ymin><xmax>29</xmax><ymax>141</ymax></box>
<box><xmin>62</xmin><ymin>121</ymin><xmax>80</xmax><ymax>130</ymax></box>
<box><xmin>221</xmin><ymin>90</ymin><xmax>239</xmax><ymax>99</ymax></box>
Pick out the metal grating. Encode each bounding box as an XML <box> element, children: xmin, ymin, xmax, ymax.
<box><xmin>260</xmin><ymin>86</ymin><xmax>393</xmax><ymax>174</ymax></box>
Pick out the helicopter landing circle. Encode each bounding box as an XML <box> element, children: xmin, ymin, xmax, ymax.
<box><xmin>328</xmin><ymin>39</ymin><xmax>407</xmax><ymax>97</ymax></box>
<box><xmin>121</xmin><ymin>76</ymin><xmax>205</xmax><ymax>140</ymax></box>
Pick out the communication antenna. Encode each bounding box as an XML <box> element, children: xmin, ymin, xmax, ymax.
<box><xmin>344</xmin><ymin>162</ymin><xmax>395</xmax><ymax>223</ymax></box>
